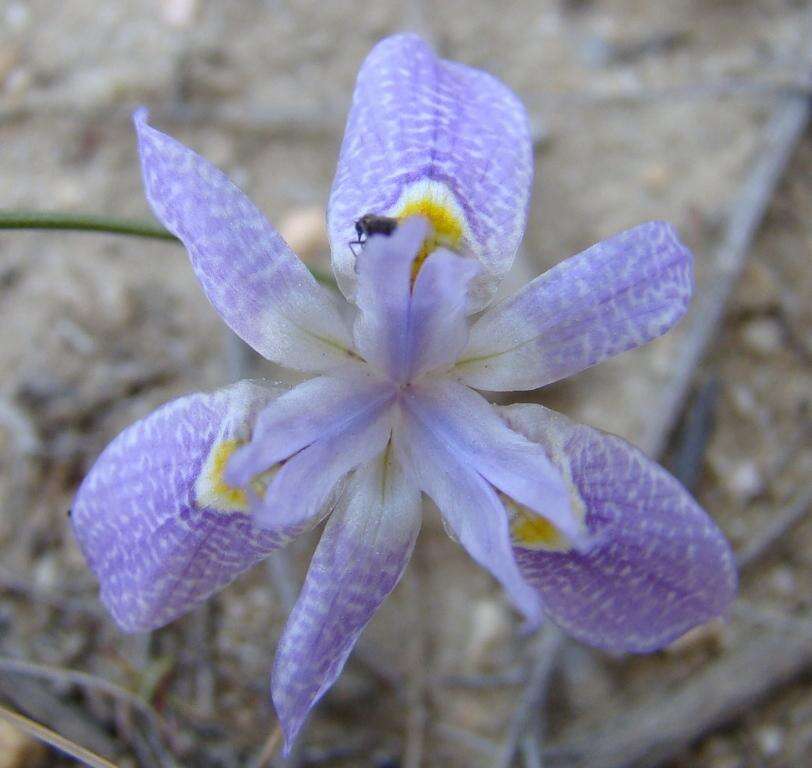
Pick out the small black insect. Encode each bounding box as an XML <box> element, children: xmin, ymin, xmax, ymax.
<box><xmin>349</xmin><ymin>213</ymin><xmax>399</xmax><ymax>256</ymax></box>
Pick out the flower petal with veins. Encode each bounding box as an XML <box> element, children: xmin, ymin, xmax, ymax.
<box><xmin>457</xmin><ymin>222</ymin><xmax>692</xmax><ymax>391</ymax></box>
<box><xmin>353</xmin><ymin>217</ymin><xmax>480</xmax><ymax>382</ymax></box>
<box><xmin>502</xmin><ymin>403</ymin><xmax>737</xmax><ymax>651</ymax></box>
<box><xmin>328</xmin><ymin>33</ymin><xmax>533</xmax><ymax>309</ymax></box>
<box><xmin>135</xmin><ymin>110</ymin><xmax>354</xmax><ymax>372</ymax></box>
<box><xmin>253</xmin><ymin>397</ymin><xmax>395</xmax><ymax>531</ymax></box>
<box><xmin>72</xmin><ymin>381</ymin><xmax>293</xmax><ymax>632</ymax></box>
<box><xmin>408</xmin><ymin>247</ymin><xmax>481</xmax><ymax>378</ymax></box>
<box><xmin>226</xmin><ymin>366</ymin><xmax>394</xmax><ymax>487</ymax></box>
<box><xmin>395</xmin><ymin>407</ymin><xmax>542</xmax><ymax>624</ymax></box>
<box><xmin>402</xmin><ymin>379</ymin><xmax>580</xmax><ymax>543</ymax></box>
<box><xmin>72</xmin><ymin>36</ymin><xmax>736</xmax><ymax>754</ymax></box>
<box><xmin>272</xmin><ymin>448</ymin><xmax>421</xmax><ymax>749</ymax></box>
<box><xmin>352</xmin><ymin>217</ymin><xmax>429</xmax><ymax>381</ymax></box>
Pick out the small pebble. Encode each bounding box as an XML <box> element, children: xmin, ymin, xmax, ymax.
<box><xmin>3</xmin><ymin>67</ymin><xmax>31</xmax><ymax>100</ymax></box>
<box><xmin>741</xmin><ymin>318</ymin><xmax>783</xmax><ymax>356</ymax></box>
<box><xmin>725</xmin><ymin>460</ymin><xmax>762</xmax><ymax>499</ymax></box>
<box><xmin>4</xmin><ymin>2</ymin><xmax>30</xmax><ymax>31</ymax></box>
<box><xmin>641</xmin><ymin>163</ymin><xmax>669</xmax><ymax>192</ymax></box>
<box><xmin>52</xmin><ymin>179</ymin><xmax>84</xmax><ymax>208</ymax></box>
<box><xmin>464</xmin><ymin>599</ymin><xmax>510</xmax><ymax>668</ymax></box>
<box><xmin>730</xmin><ymin>384</ymin><xmax>759</xmax><ymax>418</ymax></box>
<box><xmin>768</xmin><ymin>565</ymin><xmax>796</xmax><ymax>596</ymax></box>
<box><xmin>161</xmin><ymin>0</ymin><xmax>198</xmax><ymax>27</ymax></box>
<box><xmin>32</xmin><ymin>556</ymin><xmax>60</xmax><ymax>591</ymax></box>
<box><xmin>755</xmin><ymin>724</ymin><xmax>784</xmax><ymax>757</ymax></box>
<box><xmin>278</xmin><ymin>206</ymin><xmax>329</xmax><ymax>264</ymax></box>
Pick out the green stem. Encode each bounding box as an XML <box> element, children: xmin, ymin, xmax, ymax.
<box><xmin>0</xmin><ymin>209</ymin><xmax>335</xmax><ymax>285</ymax></box>
<box><xmin>0</xmin><ymin>210</ymin><xmax>178</xmax><ymax>241</ymax></box>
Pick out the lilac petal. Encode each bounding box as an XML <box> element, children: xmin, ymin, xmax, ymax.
<box><xmin>272</xmin><ymin>449</ymin><xmax>421</xmax><ymax>749</ymax></box>
<box><xmin>328</xmin><ymin>33</ymin><xmax>533</xmax><ymax>310</ymax></box>
<box><xmin>457</xmin><ymin>222</ymin><xmax>693</xmax><ymax>391</ymax></box>
<box><xmin>253</xmin><ymin>397</ymin><xmax>395</xmax><ymax>531</ymax></box>
<box><xmin>403</xmin><ymin>380</ymin><xmax>580</xmax><ymax>542</ymax></box>
<box><xmin>226</xmin><ymin>366</ymin><xmax>395</xmax><ymax>487</ymax></box>
<box><xmin>502</xmin><ymin>404</ymin><xmax>737</xmax><ymax>652</ymax></box>
<box><xmin>71</xmin><ymin>381</ymin><xmax>294</xmax><ymax>632</ymax></box>
<box><xmin>353</xmin><ymin>217</ymin><xmax>428</xmax><ymax>381</ymax></box>
<box><xmin>409</xmin><ymin>248</ymin><xmax>481</xmax><ymax>378</ymax></box>
<box><xmin>134</xmin><ymin>109</ymin><xmax>353</xmax><ymax>371</ymax></box>
<box><xmin>353</xmin><ymin>217</ymin><xmax>480</xmax><ymax>382</ymax></box>
<box><xmin>396</xmin><ymin>402</ymin><xmax>541</xmax><ymax>623</ymax></box>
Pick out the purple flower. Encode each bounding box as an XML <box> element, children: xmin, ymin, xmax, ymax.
<box><xmin>72</xmin><ymin>34</ymin><xmax>736</xmax><ymax>748</ymax></box>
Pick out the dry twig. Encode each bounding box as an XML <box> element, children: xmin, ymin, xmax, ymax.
<box><xmin>735</xmin><ymin>486</ymin><xmax>812</xmax><ymax>570</ymax></box>
<box><xmin>0</xmin><ymin>564</ymin><xmax>101</xmax><ymax>616</ymax></box>
<box><xmin>247</xmin><ymin>723</ymin><xmax>283</xmax><ymax>768</ymax></box>
<box><xmin>494</xmin><ymin>626</ymin><xmax>563</xmax><ymax>768</ymax></box>
<box><xmin>403</xmin><ymin>568</ymin><xmax>428</xmax><ymax>768</ymax></box>
<box><xmin>434</xmin><ymin>720</ymin><xmax>500</xmax><ymax>761</ymax></box>
<box><xmin>667</xmin><ymin>377</ymin><xmax>720</xmax><ymax>492</ymax></box>
<box><xmin>0</xmin><ymin>675</ymin><xmax>118</xmax><ymax>758</ymax></box>
<box><xmin>0</xmin><ymin>702</ymin><xmax>117</xmax><ymax>768</ymax></box>
<box><xmin>640</xmin><ymin>88</ymin><xmax>812</xmax><ymax>458</ymax></box>
<box><xmin>432</xmin><ymin>668</ymin><xmax>525</xmax><ymax>690</ymax></box>
<box><xmin>545</xmin><ymin>612</ymin><xmax>812</xmax><ymax>768</ymax></box>
<box><xmin>733</xmin><ymin>600</ymin><xmax>812</xmax><ymax>636</ymax></box>
<box><xmin>3</xmin><ymin>77</ymin><xmax>812</xmax><ymax>134</ymax></box>
<box><xmin>0</xmin><ymin>656</ymin><xmax>176</xmax><ymax>764</ymax></box>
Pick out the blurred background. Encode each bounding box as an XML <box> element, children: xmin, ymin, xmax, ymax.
<box><xmin>1</xmin><ymin>1</ymin><xmax>811</xmax><ymax>766</ymax></box>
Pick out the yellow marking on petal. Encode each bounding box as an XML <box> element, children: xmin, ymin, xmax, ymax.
<box><xmin>196</xmin><ymin>439</ymin><xmax>249</xmax><ymax>512</ymax></box>
<box><xmin>507</xmin><ymin>499</ymin><xmax>572</xmax><ymax>553</ymax></box>
<box><xmin>388</xmin><ymin>180</ymin><xmax>469</xmax><ymax>279</ymax></box>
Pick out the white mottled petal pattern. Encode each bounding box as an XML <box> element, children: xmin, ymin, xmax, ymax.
<box><xmin>134</xmin><ymin>109</ymin><xmax>354</xmax><ymax>372</ymax></box>
<box><xmin>272</xmin><ymin>449</ymin><xmax>421</xmax><ymax>749</ymax></box>
<box><xmin>457</xmin><ymin>222</ymin><xmax>693</xmax><ymax>391</ymax></box>
<box><xmin>502</xmin><ymin>403</ymin><xmax>737</xmax><ymax>652</ymax></box>
<box><xmin>68</xmin><ymin>35</ymin><xmax>739</xmax><ymax>753</ymax></box>
<box><xmin>71</xmin><ymin>381</ymin><xmax>292</xmax><ymax>632</ymax></box>
<box><xmin>328</xmin><ymin>33</ymin><xmax>533</xmax><ymax>310</ymax></box>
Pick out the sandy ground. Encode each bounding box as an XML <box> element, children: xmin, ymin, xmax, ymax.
<box><xmin>0</xmin><ymin>0</ymin><xmax>811</xmax><ymax>766</ymax></box>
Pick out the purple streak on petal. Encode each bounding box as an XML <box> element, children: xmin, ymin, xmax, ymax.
<box><xmin>458</xmin><ymin>222</ymin><xmax>693</xmax><ymax>391</ymax></box>
<box><xmin>353</xmin><ymin>217</ymin><xmax>427</xmax><ymax>382</ymax></box>
<box><xmin>502</xmin><ymin>403</ymin><xmax>737</xmax><ymax>652</ymax></box>
<box><xmin>403</xmin><ymin>380</ymin><xmax>578</xmax><ymax>542</ymax></box>
<box><xmin>134</xmin><ymin>109</ymin><xmax>353</xmax><ymax>371</ymax></box>
<box><xmin>396</xmin><ymin>404</ymin><xmax>541</xmax><ymax>623</ymax></box>
<box><xmin>226</xmin><ymin>366</ymin><xmax>395</xmax><ymax>487</ymax></box>
<box><xmin>71</xmin><ymin>381</ymin><xmax>293</xmax><ymax>632</ymax></box>
<box><xmin>253</xmin><ymin>398</ymin><xmax>395</xmax><ymax>531</ymax></box>
<box><xmin>272</xmin><ymin>449</ymin><xmax>421</xmax><ymax>749</ymax></box>
<box><xmin>328</xmin><ymin>34</ymin><xmax>533</xmax><ymax>308</ymax></box>
<box><xmin>353</xmin><ymin>217</ymin><xmax>480</xmax><ymax>383</ymax></box>
<box><xmin>409</xmin><ymin>248</ymin><xmax>480</xmax><ymax>378</ymax></box>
